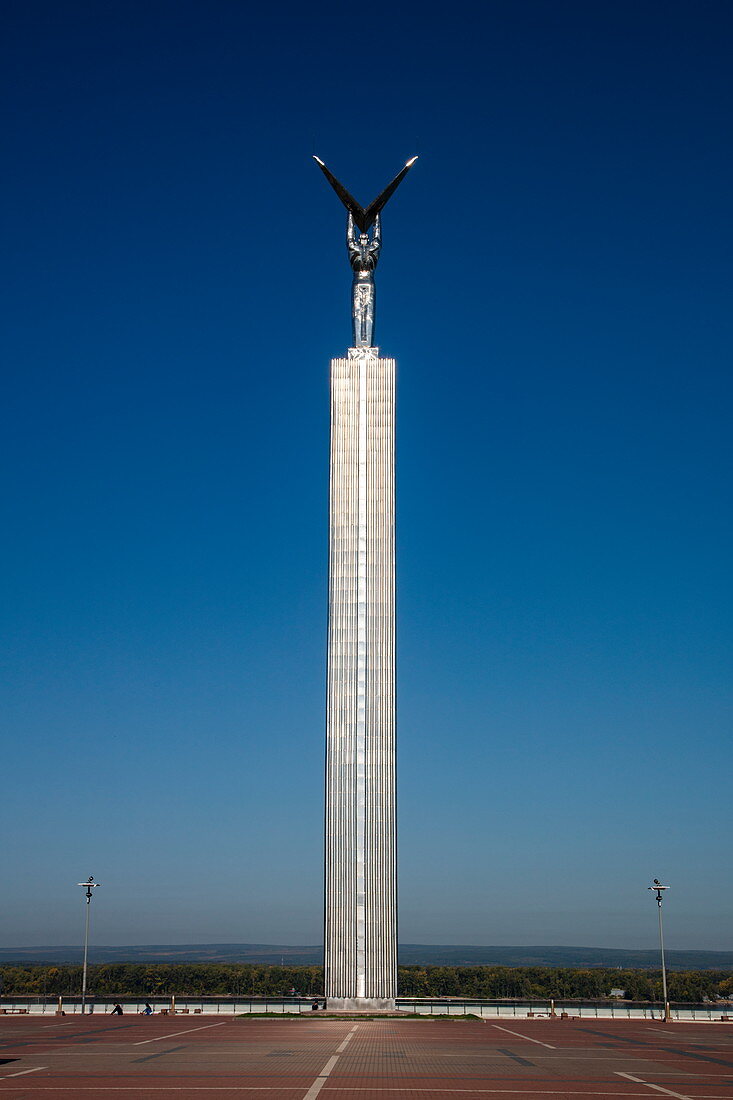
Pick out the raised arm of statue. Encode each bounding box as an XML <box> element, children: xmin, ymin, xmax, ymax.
<box><xmin>369</xmin><ymin>213</ymin><xmax>381</xmax><ymax>254</ymax></box>
<box><xmin>314</xmin><ymin>154</ymin><xmax>418</xmax><ymax>235</ymax></box>
<box><xmin>347</xmin><ymin>211</ymin><xmax>360</xmax><ymax>258</ymax></box>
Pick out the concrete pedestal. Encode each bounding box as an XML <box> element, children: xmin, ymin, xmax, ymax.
<box><xmin>326</xmin><ymin>998</ymin><xmax>397</xmax><ymax>1013</ymax></box>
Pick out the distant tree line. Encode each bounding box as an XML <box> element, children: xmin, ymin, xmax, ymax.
<box><xmin>1</xmin><ymin>964</ymin><xmax>731</xmax><ymax>1002</ymax></box>
<box><xmin>398</xmin><ymin>966</ymin><xmax>733</xmax><ymax>1002</ymax></box>
<box><xmin>0</xmin><ymin>964</ymin><xmax>322</xmax><ymax>998</ymax></box>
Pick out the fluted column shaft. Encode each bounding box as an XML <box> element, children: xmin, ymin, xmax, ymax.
<box><xmin>325</xmin><ymin>347</ymin><xmax>396</xmax><ymax>1009</ymax></box>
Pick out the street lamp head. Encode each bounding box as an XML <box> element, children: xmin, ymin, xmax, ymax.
<box><xmin>649</xmin><ymin>880</ymin><xmax>670</xmax><ymax>909</ymax></box>
<box><xmin>77</xmin><ymin>877</ymin><xmax>101</xmax><ymax>903</ymax></box>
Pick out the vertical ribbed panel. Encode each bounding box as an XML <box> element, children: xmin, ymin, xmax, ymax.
<box><xmin>325</xmin><ymin>348</ymin><xmax>396</xmax><ymax>1004</ymax></box>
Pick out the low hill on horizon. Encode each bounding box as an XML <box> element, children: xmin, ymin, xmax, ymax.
<box><xmin>1</xmin><ymin>942</ymin><xmax>732</xmax><ymax>970</ymax></box>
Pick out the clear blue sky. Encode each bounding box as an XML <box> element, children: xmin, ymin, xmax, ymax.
<box><xmin>2</xmin><ymin>0</ymin><xmax>731</xmax><ymax>952</ymax></box>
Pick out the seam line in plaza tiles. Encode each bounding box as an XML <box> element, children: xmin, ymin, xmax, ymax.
<box><xmin>616</xmin><ymin>1070</ymin><xmax>693</xmax><ymax>1099</ymax></box>
<box><xmin>0</xmin><ymin>1066</ymin><xmax>47</xmax><ymax>1078</ymax></box>
<box><xmin>303</xmin><ymin>1024</ymin><xmax>358</xmax><ymax>1099</ymax></box>
<box><xmin>490</xmin><ymin>1024</ymin><xmax>556</xmax><ymax>1048</ymax></box>
<box><xmin>134</xmin><ymin>1022</ymin><xmax>228</xmax><ymax>1045</ymax></box>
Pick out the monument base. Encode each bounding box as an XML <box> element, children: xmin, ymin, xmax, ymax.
<box><xmin>326</xmin><ymin>998</ymin><xmax>396</xmax><ymax>1013</ymax></box>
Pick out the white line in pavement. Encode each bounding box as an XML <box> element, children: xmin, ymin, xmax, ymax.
<box><xmin>616</xmin><ymin>1071</ymin><xmax>692</xmax><ymax>1099</ymax></box>
<box><xmin>303</xmin><ymin>1024</ymin><xmax>359</xmax><ymax>1099</ymax></box>
<box><xmin>490</xmin><ymin>1024</ymin><xmax>556</xmax><ymax>1048</ymax></box>
<box><xmin>335</xmin><ymin>1025</ymin><xmax>358</xmax><ymax>1053</ymax></box>
<box><xmin>303</xmin><ymin>1055</ymin><xmax>339</xmax><ymax>1099</ymax></box>
<box><xmin>133</xmin><ymin>1021</ymin><xmax>228</xmax><ymax>1045</ymax></box>
<box><xmin>0</xmin><ymin>1066</ymin><xmax>47</xmax><ymax>1078</ymax></box>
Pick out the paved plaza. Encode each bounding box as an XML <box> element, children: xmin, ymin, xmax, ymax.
<box><xmin>1</xmin><ymin>1014</ymin><xmax>733</xmax><ymax>1098</ymax></box>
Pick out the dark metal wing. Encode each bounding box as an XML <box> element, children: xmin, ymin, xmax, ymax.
<box><xmin>363</xmin><ymin>157</ymin><xmax>418</xmax><ymax>229</ymax></box>
<box><xmin>312</xmin><ymin>157</ymin><xmax>368</xmax><ymax>231</ymax></box>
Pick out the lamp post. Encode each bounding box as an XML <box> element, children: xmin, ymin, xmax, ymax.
<box><xmin>648</xmin><ymin>879</ymin><xmax>670</xmax><ymax>1021</ymax></box>
<box><xmin>77</xmin><ymin>876</ymin><xmax>101</xmax><ymax>1014</ymax></box>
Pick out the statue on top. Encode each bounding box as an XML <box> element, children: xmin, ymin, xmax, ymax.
<box><xmin>313</xmin><ymin>156</ymin><xmax>417</xmax><ymax>349</ymax></box>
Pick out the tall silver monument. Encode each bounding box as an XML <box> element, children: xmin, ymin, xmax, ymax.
<box><xmin>315</xmin><ymin>155</ymin><xmax>417</xmax><ymax>1011</ymax></box>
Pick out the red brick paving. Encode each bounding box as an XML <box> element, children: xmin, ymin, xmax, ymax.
<box><xmin>1</xmin><ymin>1015</ymin><xmax>732</xmax><ymax>1099</ymax></box>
